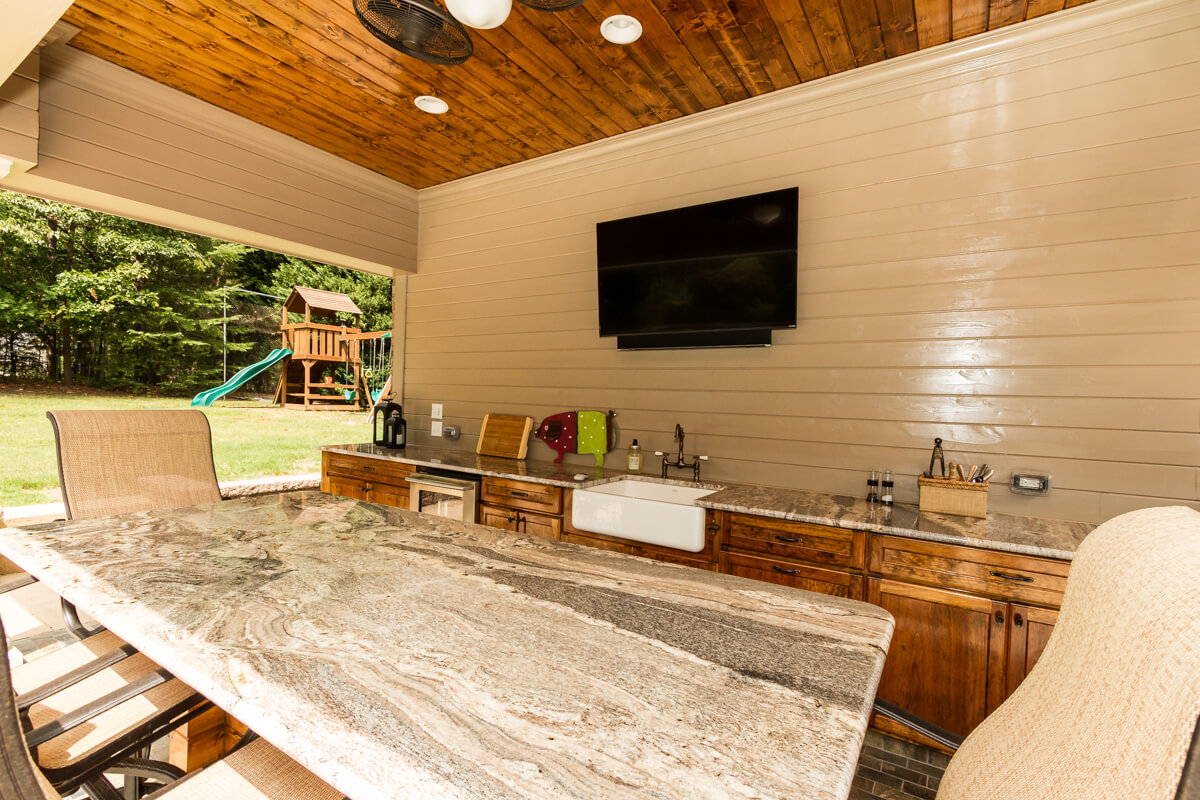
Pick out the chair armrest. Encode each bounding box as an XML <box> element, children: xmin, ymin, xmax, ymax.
<box><xmin>872</xmin><ymin>698</ymin><xmax>965</xmax><ymax>752</ymax></box>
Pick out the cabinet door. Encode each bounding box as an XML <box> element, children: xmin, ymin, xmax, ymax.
<box><xmin>868</xmin><ymin>577</ymin><xmax>1007</xmax><ymax>738</ymax></box>
<box><xmin>479</xmin><ymin>504</ymin><xmax>520</xmax><ymax>532</ymax></box>
<box><xmin>324</xmin><ymin>475</ymin><xmax>370</xmax><ymax>502</ymax></box>
<box><xmin>367</xmin><ymin>482</ymin><xmax>409</xmax><ymax>510</ymax></box>
<box><xmin>722</xmin><ymin>552</ymin><xmax>863</xmax><ymax>600</ymax></box>
<box><xmin>518</xmin><ymin>511</ymin><xmax>562</xmax><ymax>541</ymax></box>
<box><xmin>1006</xmin><ymin>604</ymin><xmax>1059</xmax><ymax>695</ymax></box>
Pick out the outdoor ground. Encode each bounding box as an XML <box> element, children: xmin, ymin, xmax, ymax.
<box><xmin>0</xmin><ymin>381</ymin><xmax>371</xmax><ymax>507</ymax></box>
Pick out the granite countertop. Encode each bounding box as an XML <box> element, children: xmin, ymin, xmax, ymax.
<box><xmin>698</xmin><ymin>486</ymin><xmax>1093</xmax><ymax>561</ymax></box>
<box><xmin>323</xmin><ymin>443</ymin><xmax>628</xmax><ymax>487</ymax></box>
<box><xmin>0</xmin><ymin>492</ymin><xmax>893</xmax><ymax>800</ymax></box>
<box><xmin>323</xmin><ymin>444</ymin><xmax>1094</xmax><ymax>559</ymax></box>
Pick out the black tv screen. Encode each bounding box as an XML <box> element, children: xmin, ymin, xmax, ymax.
<box><xmin>596</xmin><ymin>188</ymin><xmax>798</xmax><ymax>348</ymax></box>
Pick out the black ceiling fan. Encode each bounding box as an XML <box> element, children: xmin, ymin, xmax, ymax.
<box><xmin>354</xmin><ymin>0</ymin><xmax>473</xmax><ymax>66</ymax></box>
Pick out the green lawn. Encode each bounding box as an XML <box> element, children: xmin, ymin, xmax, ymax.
<box><xmin>0</xmin><ymin>383</ymin><xmax>371</xmax><ymax>507</ymax></box>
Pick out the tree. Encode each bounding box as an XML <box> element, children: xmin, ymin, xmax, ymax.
<box><xmin>0</xmin><ymin>189</ymin><xmax>392</xmax><ymax>394</ymax></box>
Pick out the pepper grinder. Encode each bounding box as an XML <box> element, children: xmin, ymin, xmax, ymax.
<box><xmin>866</xmin><ymin>470</ymin><xmax>880</xmax><ymax>503</ymax></box>
<box><xmin>881</xmin><ymin>470</ymin><xmax>895</xmax><ymax>506</ymax></box>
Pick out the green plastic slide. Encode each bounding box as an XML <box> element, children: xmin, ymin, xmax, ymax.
<box><xmin>190</xmin><ymin>348</ymin><xmax>292</xmax><ymax>407</ymax></box>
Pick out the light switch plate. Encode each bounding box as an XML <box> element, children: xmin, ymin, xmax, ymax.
<box><xmin>431</xmin><ymin>403</ymin><xmax>443</xmax><ymax>420</ymax></box>
<box><xmin>431</xmin><ymin>421</ymin><xmax>443</xmax><ymax>437</ymax></box>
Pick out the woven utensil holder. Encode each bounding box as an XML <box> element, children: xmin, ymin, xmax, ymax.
<box><xmin>918</xmin><ymin>476</ymin><xmax>989</xmax><ymax>518</ymax></box>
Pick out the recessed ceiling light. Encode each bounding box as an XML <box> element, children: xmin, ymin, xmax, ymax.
<box><xmin>600</xmin><ymin>14</ymin><xmax>642</xmax><ymax>45</ymax></box>
<box><xmin>414</xmin><ymin>95</ymin><xmax>449</xmax><ymax>114</ymax></box>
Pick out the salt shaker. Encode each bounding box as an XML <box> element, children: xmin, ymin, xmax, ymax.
<box><xmin>881</xmin><ymin>470</ymin><xmax>895</xmax><ymax>506</ymax></box>
<box><xmin>866</xmin><ymin>470</ymin><xmax>880</xmax><ymax>503</ymax></box>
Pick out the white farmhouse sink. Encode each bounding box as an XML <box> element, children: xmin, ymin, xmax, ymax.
<box><xmin>571</xmin><ymin>479</ymin><xmax>718</xmax><ymax>552</ymax></box>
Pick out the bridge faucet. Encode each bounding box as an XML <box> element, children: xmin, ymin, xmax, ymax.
<box><xmin>656</xmin><ymin>424</ymin><xmax>709</xmax><ymax>481</ymax></box>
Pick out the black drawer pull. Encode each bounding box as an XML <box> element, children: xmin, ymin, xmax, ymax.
<box><xmin>995</xmin><ymin>612</ymin><xmax>1005</xmax><ymax>625</ymax></box>
<box><xmin>771</xmin><ymin>566</ymin><xmax>801</xmax><ymax>575</ymax></box>
<box><xmin>773</xmin><ymin>535</ymin><xmax>803</xmax><ymax>543</ymax></box>
<box><xmin>1013</xmin><ymin>613</ymin><xmax>1024</xmax><ymax>628</ymax></box>
<box><xmin>989</xmin><ymin>570</ymin><xmax>1034</xmax><ymax>583</ymax></box>
<box><xmin>509</xmin><ymin>490</ymin><xmax>531</xmax><ymax>498</ymax></box>
<box><xmin>359</xmin><ymin>465</ymin><xmax>376</xmax><ymax>473</ymax></box>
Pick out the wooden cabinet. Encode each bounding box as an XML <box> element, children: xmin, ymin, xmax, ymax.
<box><xmin>321</xmin><ymin>452</ymin><xmax>415</xmax><ymax>509</ymax></box>
<box><xmin>481</xmin><ymin>477</ymin><xmax>563</xmax><ymax>515</ymax></box>
<box><xmin>867</xmin><ymin>577</ymin><xmax>1007</xmax><ymax>738</ymax></box>
<box><xmin>725</xmin><ymin>551</ymin><xmax>863</xmax><ymax>599</ymax></box>
<box><xmin>1007</xmin><ymin>603</ymin><xmax>1059</xmax><ymax>690</ymax></box>
<box><xmin>479</xmin><ymin>503</ymin><xmax>562</xmax><ymax>540</ymax></box>
<box><xmin>867</xmin><ymin>535</ymin><xmax>1068</xmax><ymax>744</ymax></box>
<box><xmin>718</xmin><ymin>513</ymin><xmax>865</xmax><ymax>599</ymax></box>
<box><xmin>478</xmin><ymin>477</ymin><xmax>565</xmax><ymax>541</ymax></box>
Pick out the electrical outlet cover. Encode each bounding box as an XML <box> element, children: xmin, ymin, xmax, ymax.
<box><xmin>431</xmin><ymin>421</ymin><xmax>443</xmax><ymax>437</ymax></box>
<box><xmin>432</xmin><ymin>403</ymin><xmax>443</xmax><ymax>420</ymax></box>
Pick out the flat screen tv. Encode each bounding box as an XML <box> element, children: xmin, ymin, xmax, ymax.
<box><xmin>596</xmin><ymin>187</ymin><xmax>798</xmax><ymax>350</ymax></box>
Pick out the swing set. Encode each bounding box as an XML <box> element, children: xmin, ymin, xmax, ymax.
<box><xmin>272</xmin><ymin>286</ymin><xmax>392</xmax><ymax>410</ymax></box>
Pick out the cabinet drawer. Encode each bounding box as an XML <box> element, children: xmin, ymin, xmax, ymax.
<box><xmin>481</xmin><ymin>477</ymin><xmax>563</xmax><ymax>514</ymax></box>
<box><xmin>725</xmin><ymin>514</ymin><xmax>866</xmax><ymax>570</ymax></box>
<box><xmin>722</xmin><ymin>552</ymin><xmax>863</xmax><ymax>600</ymax></box>
<box><xmin>323</xmin><ymin>452</ymin><xmax>416</xmax><ymax>485</ymax></box>
<box><xmin>869</xmin><ymin>535</ymin><xmax>1068</xmax><ymax>608</ymax></box>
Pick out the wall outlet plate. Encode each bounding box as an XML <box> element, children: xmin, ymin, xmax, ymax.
<box><xmin>431</xmin><ymin>421</ymin><xmax>443</xmax><ymax>437</ymax></box>
<box><xmin>431</xmin><ymin>403</ymin><xmax>443</xmax><ymax>420</ymax></box>
<box><xmin>1010</xmin><ymin>472</ymin><xmax>1051</xmax><ymax>495</ymax></box>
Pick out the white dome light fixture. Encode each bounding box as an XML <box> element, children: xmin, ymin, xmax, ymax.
<box><xmin>600</xmin><ymin>14</ymin><xmax>642</xmax><ymax>44</ymax></box>
<box><xmin>446</xmin><ymin>0</ymin><xmax>511</xmax><ymax>29</ymax></box>
<box><xmin>414</xmin><ymin>95</ymin><xmax>450</xmax><ymax>114</ymax></box>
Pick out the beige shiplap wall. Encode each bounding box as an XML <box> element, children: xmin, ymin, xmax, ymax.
<box><xmin>0</xmin><ymin>53</ymin><xmax>39</xmax><ymax>169</ymax></box>
<box><xmin>3</xmin><ymin>45</ymin><xmax>418</xmax><ymax>277</ymax></box>
<box><xmin>408</xmin><ymin>0</ymin><xmax>1199</xmax><ymax>524</ymax></box>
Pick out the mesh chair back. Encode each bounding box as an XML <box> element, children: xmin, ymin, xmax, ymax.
<box><xmin>0</xmin><ymin>619</ymin><xmax>62</xmax><ymax>800</ymax></box>
<box><xmin>937</xmin><ymin>506</ymin><xmax>1200</xmax><ymax>799</ymax></box>
<box><xmin>47</xmin><ymin>410</ymin><xmax>222</xmax><ymax>520</ymax></box>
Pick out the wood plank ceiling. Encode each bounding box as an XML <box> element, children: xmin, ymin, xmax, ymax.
<box><xmin>60</xmin><ymin>0</ymin><xmax>1095</xmax><ymax>188</ymax></box>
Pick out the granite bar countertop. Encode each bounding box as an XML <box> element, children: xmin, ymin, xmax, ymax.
<box><xmin>322</xmin><ymin>444</ymin><xmax>1094</xmax><ymax>560</ymax></box>
<box><xmin>0</xmin><ymin>492</ymin><xmax>893</xmax><ymax>800</ymax></box>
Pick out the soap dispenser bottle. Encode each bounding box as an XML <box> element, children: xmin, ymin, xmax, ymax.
<box><xmin>626</xmin><ymin>439</ymin><xmax>643</xmax><ymax>474</ymax></box>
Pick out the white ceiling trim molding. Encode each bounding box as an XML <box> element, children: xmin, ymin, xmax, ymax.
<box><xmin>420</xmin><ymin>0</ymin><xmax>1194</xmax><ymax>205</ymax></box>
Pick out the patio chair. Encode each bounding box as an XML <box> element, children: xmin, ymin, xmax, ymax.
<box><xmin>0</xmin><ymin>617</ymin><xmax>347</xmax><ymax>800</ymax></box>
<box><xmin>46</xmin><ymin>409</ymin><xmax>223</xmax><ymax>638</ymax></box>
<box><xmin>874</xmin><ymin>505</ymin><xmax>1200</xmax><ymax>800</ymax></box>
<box><xmin>15</xmin><ymin>409</ymin><xmax>226</xmax><ymax>798</ymax></box>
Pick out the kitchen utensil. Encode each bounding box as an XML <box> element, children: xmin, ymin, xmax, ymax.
<box><xmin>954</xmin><ymin>463</ymin><xmax>966</xmax><ymax>481</ymax></box>
<box><xmin>536</xmin><ymin>411</ymin><xmax>578</xmax><ymax>463</ymax></box>
<box><xmin>536</xmin><ymin>410</ymin><xmax>616</xmax><ymax>466</ymax></box>
<box><xmin>477</xmin><ymin>414</ymin><xmax>534</xmax><ymax>459</ymax></box>
<box><xmin>926</xmin><ymin>437</ymin><xmax>946</xmax><ymax>478</ymax></box>
<box><xmin>978</xmin><ymin>466</ymin><xmax>995</xmax><ymax>483</ymax></box>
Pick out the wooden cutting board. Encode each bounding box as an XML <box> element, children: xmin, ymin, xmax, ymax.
<box><xmin>476</xmin><ymin>414</ymin><xmax>534</xmax><ymax>459</ymax></box>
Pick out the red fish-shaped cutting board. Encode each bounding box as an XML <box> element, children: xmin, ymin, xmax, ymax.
<box><xmin>536</xmin><ymin>410</ymin><xmax>615</xmax><ymax>466</ymax></box>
